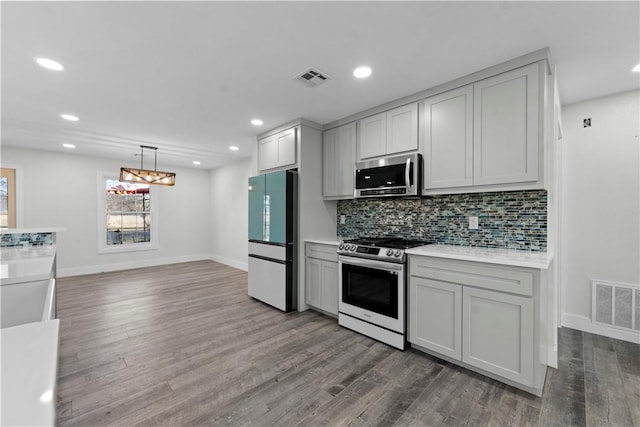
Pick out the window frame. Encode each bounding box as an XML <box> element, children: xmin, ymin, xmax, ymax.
<box><xmin>97</xmin><ymin>172</ymin><xmax>159</xmax><ymax>254</ymax></box>
<box><xmin>0</xmin><ymin>164</ymin><xmax>24</xmax><ymax>228</ymax></box>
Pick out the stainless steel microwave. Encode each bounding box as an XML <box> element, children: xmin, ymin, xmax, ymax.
<box><xmin>354</xmin><ymin>153</ymin><xmax>422</xmax><ymax>198</ymax></box>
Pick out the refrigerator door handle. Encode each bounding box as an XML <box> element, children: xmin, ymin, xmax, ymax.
<box><xmin>248</xmin><ymin>254</ymin><xmax>287</xmax><ymax>264</ymax></box>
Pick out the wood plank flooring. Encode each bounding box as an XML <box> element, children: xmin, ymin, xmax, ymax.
<box><xmin>56</xmin><ymin>260</ymin><xmax>640</xmax><ymax>426</ymax></box>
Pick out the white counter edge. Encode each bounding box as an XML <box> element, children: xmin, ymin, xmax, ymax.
<box><xmin>304</xmin><ymin>238</ymin><xmax>339</xmax><ymax>246</ymax></box>
<box><xmin>406</xmin><ymin>245</ymin><xmax>553</xmax><ymax>269</ymax></box>
<box><xmin>1</xmin><ymin>227</ymin><xmax>66</xmax><ymax>234</ymax></box>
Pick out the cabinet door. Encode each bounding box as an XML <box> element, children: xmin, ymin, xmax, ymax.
<box><xmin>324</xmin><ymin>123</ymin><xmax>356</xmax><ymax>198</ymax></box>
<box><xmin>358</xmin><ymin>112</ymin><xmax>386</xmax><ymax>160</ymax></box>
<box><xmin>276</xmin><ymin>128</ymin><xmax>297</xmax><ymax>168</ymax></box>
<box><xmin>322</xmin><ymin>128</ymin><xmax>339</xmax><ymax>197</ymax></box>
<box><xmin>473</xmin><ymin>63</ymin><xmax>539</xmax><ymax>185</ymax></box>
<box><xmin>258</xmin><ymin>135</ymin><xmax>277</xmax><ymax>171</ymax></box>
<box><xmin>386</xmin><ymin>103</ymin><xmax>418</xmax><ymax>155</ymax></box>
<box><xmin>336</xmin><ymin>123</ymin><xmax>356</xmax><ymax>197</ymax></box>
<box><xmin>422</xmin><ymin>86</ymin><xmax>473</xmax><ymax>189</ymax></box>
<box><xmin>462</xmin><ymin>287</ymin><xmax>534</xmax><ymax>386</ymax></box>
<box><xmin>321</xmin><ymin>260</ymin><xmax>338</xmax><ymax>315</ymax></box>
<box><xmin>306</xmin><ymin>257</ymin><xmax>322</xmax><ymax>308</ymax></box>
<box><xmin>409</xmin><ymin>276</ymin><xmax>462</xmax><ymax>360</ymax></box>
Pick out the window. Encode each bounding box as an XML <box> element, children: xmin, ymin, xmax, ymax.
<box><xmin>98</xmin><ymin>174</ymin><xmax>158</xmax><ymax>253</ymax></box>
<box><xmin>0</xmin><ymin>168</ymin><xmax>16</xmax><ymax>228</ymax></box>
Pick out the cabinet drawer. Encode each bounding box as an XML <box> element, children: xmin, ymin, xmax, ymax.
<box><xmin>409</xmin><ymin>256</ymin><xmax>534</xmax><ymax>297</ymax></box>
<box><xmin>305</xmin><ymin>243</ymin><xmax>338</xmax><ymax>262</ymax></box>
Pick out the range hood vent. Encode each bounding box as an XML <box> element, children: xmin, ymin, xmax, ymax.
<box><xmin>294</xmin><ymin>68</ymin><xmax>331</xmax><ymax>87</ymax></box>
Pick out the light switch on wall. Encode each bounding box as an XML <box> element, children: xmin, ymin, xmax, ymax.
<box><xmin>469</xmin><ymin>216</ymin><xmax>479</xmax><ymax>230</ymax></box>
<box><xmin>340</xmin><ymin>215</ymin><xmax>346</xmax><ymax>225</ymax></box>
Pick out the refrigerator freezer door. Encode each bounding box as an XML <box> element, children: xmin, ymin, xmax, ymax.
<box><xmin>248</xmin><ymin>256</ymin><xmax>288</xmax><ymax>311</ymax></box>
<box><xmin>264</xmin><ymin>171</ymin><xmax>288</xmax><ymax>244</ymax></box>
<box><xmin>248</xmin><ymin>175</ymin><xmax>266</xmax><ymax>241</ymax></box>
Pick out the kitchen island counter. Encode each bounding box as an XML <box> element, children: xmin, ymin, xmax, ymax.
<box><xmin>1</xmin><ymin>245</ymin><xmax>57</xmax><ymax>285</ymax></box>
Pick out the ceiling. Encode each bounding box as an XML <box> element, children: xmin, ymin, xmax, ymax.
<box><xmin>2</xmin><ymin>1</ymin><xmax>639</xmax><ymax>170</ymax></box>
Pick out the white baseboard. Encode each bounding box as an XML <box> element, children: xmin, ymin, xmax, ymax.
<box><xmin>58</xmin><ymin>253</ymin><xmax>213</xmax><ymax>277</ymax></box>
<box><xmin>562</xmin><ymin>313</ymin><xmax>640</xmax><ymax>344</ymax></box>
<box><xmin>209</xmin><ymin>254</ymin><xmax>248</xmax><ymax>271</ymax></box>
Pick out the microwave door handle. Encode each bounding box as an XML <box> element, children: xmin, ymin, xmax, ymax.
<box><xmin>405</xmin><ymin>158</ymin><xmax>411</xmax><ymax>192</ymax></box>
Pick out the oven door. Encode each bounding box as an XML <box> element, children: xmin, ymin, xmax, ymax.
<box><xmin>338</xmin><ymin>255</ymin><xmax>405</xmax><ymax>333</ymax></box>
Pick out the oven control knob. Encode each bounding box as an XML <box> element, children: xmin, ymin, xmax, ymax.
<box><xmin>386</xmin><ymin>249</ymin><xmax>393</xmax><ymax>256</ymax></box>
<box><xmin>394</xmin><ymin>250</ymin><xmax>402</xmax><ymax>257</ymax></box>
<box><xmin>339</xmin><ymin>243</ymin><xmax>344</xmax><ymax>250</ymax></box>
<box><xmin>348</xmin><ymin>244</ymin><xmax>355</xmax><ymax>251</ymax></box>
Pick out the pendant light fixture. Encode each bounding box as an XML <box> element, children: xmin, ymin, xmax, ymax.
<box><xmin>120</xmin><ymin>145</ymin><xmax>176</xmax><ymax>186</ymax></box>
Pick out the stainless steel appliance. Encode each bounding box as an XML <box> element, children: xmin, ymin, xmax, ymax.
<box><xmin>354</xmin><ymin>153</ymin><xmax>422</xmax><ymax>198</ymax></box>
<box><xmin>247</xmin><ymin>170</ymin><xmax>297</xmax><ymax>312</ymax></box>
<box><xmin>337</xmin><ymin>237</ymin><xmax>430</xmax><ymax>349</ymax></box>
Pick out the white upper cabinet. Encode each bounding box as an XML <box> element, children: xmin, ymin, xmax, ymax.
<box><xmin>258</xmin><ymin>134</ymin><xmax>277</xmax><ymax>171</ymax></box>
<box><xmin>422</xmin><ymin>85</ymin><xmax>473</xmax><ymax>189</ymax></box>
<box><xmin>323</xmin><ymin>123</ymin><xmax>356</xmax><ymax>199</ymax></box>
<box><xmin>473</xmin><ymin>63</ymin><xmax>539</xmax><ymax>185</ymax></box>
<box><xmin>421</xmin><ymin>63</ymin><xmax>542</xmax><ymax>193</ymax></box>
<box><xmin>258</xmin><ymin>127</ymin><xmax>297</xmax><ymax>171</ymax></box>
<box><xmin>275</xmin><ymin>128</ymin><xmax>297</xmax><ymax>168</ymax></box>
<box><xmin>358</xmin><ymin>103</ymin><xmax>418</xmax><ymax>160</ymax></box>
<box><xmin>358</xmin><ymin>112</ymin><xmax>387</xmax><ymax>159</ymax></box>
<box><xmin>387</xmin><ymin>103</ymin><xmax>419</xmax><ymax>154</ymax></box>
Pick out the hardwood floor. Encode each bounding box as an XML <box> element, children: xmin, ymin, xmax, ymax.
<box><xmin>56</xmin><ymin>261</ymin><xmax>640</xmax><ymax>426</ymax></box>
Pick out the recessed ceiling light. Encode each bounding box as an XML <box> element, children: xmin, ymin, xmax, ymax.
<box><xmin>62</xmin><ymin>143</ymin><xmax>75</xmax><ymax>149</ymax></box>
<box><xmin>229</xmin><ymin>146</ymin><xmax>239</xmax><ymax>151</ymax></box>
<box><xmin>192</xmin><ymin>161</ymin><xmax>201</xmax><ymax>165</ymax></box>
<box><xmin>60</xmin><ymin>114</ymin><xmax>79</xmax><ymax>121</ymax></box>
<box><xmin>35</xmin><ymin>57</ymin><xmax>64</xmax><ymax>71</ymax></box>
<box><xmin>353</xmin><ymin>66</ymin><xmax>372</xmax><ymax>79</ymax></box>
<box><xmin>251</xmin><ymin>119</ymin><xmax>263</xmax><ymax>126</ymax></box>
<box><xmin>632</xmin><ymin>63</ymin><xmax>640</xmax><ymax>72</ymax></box>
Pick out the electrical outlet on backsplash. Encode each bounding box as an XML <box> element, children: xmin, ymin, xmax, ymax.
<box><xmin>337</xmin><ymin>190</ymin><xmax>547</xmax><ymax>251</ymax></box>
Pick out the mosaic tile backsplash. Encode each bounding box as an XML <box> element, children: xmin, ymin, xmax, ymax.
<box><xmin>1</xmin><ymin>232</ymin><xmax>54</xmax><ymax>247</ymax></box>
<box><xmin>337</xmin><ymin>190</ymin><xmax>547</xmax><ymax>251</ymax></box>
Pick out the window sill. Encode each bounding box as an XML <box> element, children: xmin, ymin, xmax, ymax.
<box><xmin>98</xmin><ymin>243</ymin><xmax>158</xmax><ymax>255</ymax></box>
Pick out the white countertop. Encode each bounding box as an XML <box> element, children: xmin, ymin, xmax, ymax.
<box><xmin>0</xmin><ymin>227</ymin><xmax>66</xmax><ymax>234</ymax></box>
<box><xmin>1</xmin><ymin>319</ymin><xmax>60</xmax><ymax>427</ymax></box>
<box><xmin>406</xmin><ymin>244</ymin><xmax>552</xmax><ymax>269</ymax></box>
<box><xmin>304</xmin><ymin>238</ymin><xmax>339</xmax><ymax>246</ymax></box>
<box><xmin>1</xmin><ymin>245</ymin><xmax>57</xmax><ymax>285</ymax></box>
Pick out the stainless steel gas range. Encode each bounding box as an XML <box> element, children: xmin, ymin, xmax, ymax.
<box><xmin>337</xmin><ymin>237</ymin><xmax>430</xmax><ymax>350</ymax></box>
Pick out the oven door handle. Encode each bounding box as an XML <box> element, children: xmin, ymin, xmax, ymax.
<box><xmin>339</xmin><ymin>255</ymin><xmax>404</xmax><ymax>272</ymax></box>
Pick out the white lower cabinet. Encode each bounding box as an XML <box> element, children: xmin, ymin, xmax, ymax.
<box><xmin>462</xmin><ymin>287</ymin><xmax>534</xmax><ymax>386</ymax></box>
<box><xmin>409</xmin><ymin>277</ymin><xmax>462</xmax><ymax>360</ymax></box>
<box><xmin>408</xmin><ymin>255</ymin><xmax>544</xmax><ymax>395</ymax></box>
<box><xmin>305</xmin><ymin>243</ymin><xmax>338</xmax><ymax>316</ymax></box>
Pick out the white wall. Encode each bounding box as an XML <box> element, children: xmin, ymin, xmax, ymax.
<box><xmin>560</xmin><ymin>90</ymin><xmax>639</xmax><ymax>341</ymax></box>
<box><xmin>1</xmin><ymin>147</ymin><xmax>213</xmax><ymax>276</ymax></box>
<box><xmin>209</xmin><ymin>158</ymin><xmax>252</xmax><ymax>270</ymax></box>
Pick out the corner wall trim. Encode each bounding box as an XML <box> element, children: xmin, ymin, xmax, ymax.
<box><xmin>562</xmin><ymin>313</ymin><xmax>640</xmax><ymax>344</ymax></box>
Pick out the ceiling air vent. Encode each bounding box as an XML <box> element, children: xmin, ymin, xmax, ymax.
<box><xmin>294</xmin><ymin>68</ymin><xmax>331</xmax><ymax>88</ymax></box>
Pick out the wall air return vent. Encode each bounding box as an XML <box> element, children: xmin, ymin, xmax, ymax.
<box><xmin>294</xmin><ymin>68</ymin><xmax>331</xmax><ymax>87</ymax></box>
<box><xmin>591</xmin><ymin>280</ymin><xmax>640</xmax><ymax>332</ymax></box>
